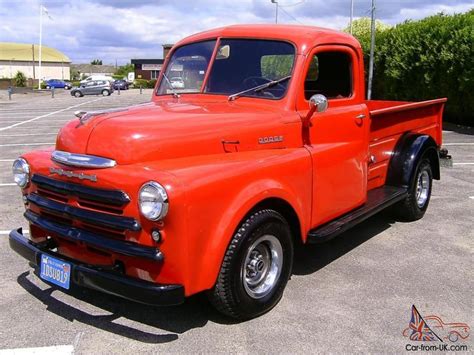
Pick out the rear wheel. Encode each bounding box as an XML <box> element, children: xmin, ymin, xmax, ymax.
<box><xmin>208</xmin><ymin>209</ymin><xmax>293</xmax><ymax>320</ymax></box>
<box><xmin>394</xmin><ymin>159</ymin><xmax>432</xmax><ymax>221</ymax></box>
<box><xmin>46</xmin><ymin>85</ymin><xmax>50</xmax><ymax>89</ymax></box>
<box><xmin>102</xmin><ymin>89</ymin><xmax>110</xmax><ymax>96</ymax></box>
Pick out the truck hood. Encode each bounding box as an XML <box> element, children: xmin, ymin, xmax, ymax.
<box><xmin>56</xmin><ymin>98</ymin><xmax>294</xmax><ymax>165</ymax></box>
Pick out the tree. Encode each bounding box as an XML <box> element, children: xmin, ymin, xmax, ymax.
<box><xmin>116</xmin><ymin>63</ymin><xmax>134</xmax><ymax>77</ymax></box>
<box><xmin>13</xmin><ymin>71</ymin><xmax>27</xmax><ymax>87</ymax></box>
<box><xmin>91</xmin><ymin>59</ymin><xmax>103</xmax><ymax>65</ymax></box>
<box><xmin>343</xmin><ymin>18</ymin><xmax>391</xmax><ymax>54</ymax></box>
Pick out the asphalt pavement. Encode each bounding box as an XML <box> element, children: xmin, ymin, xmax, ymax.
<box><xmin>0</xmin><ymin>90</ymin><xmax>472</xmax><ymax>353</ymax></box>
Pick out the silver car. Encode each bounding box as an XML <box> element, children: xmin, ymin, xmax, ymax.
<box><xmin>71</xmin><ymin>80</ymin><xmax>114</xmax><ymax>97</ymax></box>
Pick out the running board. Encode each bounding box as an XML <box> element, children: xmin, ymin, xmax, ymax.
<box><xmin>307</xmin><ymin>186</ymin><xmax>407</xmax><ymax>243</ymax></box>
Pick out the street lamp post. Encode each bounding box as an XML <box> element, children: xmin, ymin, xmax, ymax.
<box><xmin>9</xmin><ymin>58</ymin><xmax>15</xmax><ymax>85</ymax></box>
<box><xmin>271</xmin><ymin>0</ymin><xmax>278</xmax><ymax>24</ymax></box>
<box><xmin>350</xmin><ymin>0</ymin><xmax>354</xmax><ymax>34</ymax></box>
<box><xmin>367</xmin><ymin>0</ymin><xmax>376</xmax><ymax>99</ymax></box>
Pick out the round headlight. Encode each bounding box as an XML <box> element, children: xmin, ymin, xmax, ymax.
<box><xmin>12</xmin><ymin>158</ymin><xmax>30</xmax><ymax>188</ymax></box>
<box><xmin>138</xmin><ymin>181</ymin><xmax>169</xmax><ymax>221</ymax></box>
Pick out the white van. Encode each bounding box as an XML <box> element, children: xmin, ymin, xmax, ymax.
<box><xmin>80</xmin><ymin>75</ymin><xmax>114</xmax><ymax>84</ymax></box>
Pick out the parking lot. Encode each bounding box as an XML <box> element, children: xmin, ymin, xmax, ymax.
<box><xmin>0</xmin><ymin>90</ymin><xmax>472</xmax><ymax>353</ymax></box>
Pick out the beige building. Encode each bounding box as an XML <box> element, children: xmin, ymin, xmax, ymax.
<box><xmin>0</xmin><ymin>42</ymin><xmax>71</xmax><ymax>81</ymax></box>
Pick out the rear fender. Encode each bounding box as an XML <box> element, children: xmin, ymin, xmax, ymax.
<box><xmin>386</xmin><ymin>133</ymin><xmax>440</xmax><ymax>187</ymax></box>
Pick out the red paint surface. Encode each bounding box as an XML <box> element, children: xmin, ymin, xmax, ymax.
<box><xmin>20</xmin><ymin>25</ymin><xmax>445</xmax><ymax>296</ymax></box>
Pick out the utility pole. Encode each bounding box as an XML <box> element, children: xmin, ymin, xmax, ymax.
<box><xmin>32</xmin><ymin>44</ymin><xmax>36</xmax><ymax>82</ymax></box>
<box><xmin>350</xmin><ymin>0</ymin><xmax>354</xmax><ymax>34</ymax></box>
<box><xmin>367</xmin><ymin>0</ymin><xmax>376</xmax><ymax>99</ymax></box>
<box><xmin>271</xmin><ymin>0</ymin><xmax>278</xmax><ymax>24</ymax></box>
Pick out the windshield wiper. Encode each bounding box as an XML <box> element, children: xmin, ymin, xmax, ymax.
<box><xmin>228</xmin><ymin>75</ymin><xmax>292</xmax><ymax>101</ymax></box>
<box><xmin>162</xmin><ymin>72</ymin><xmax>180</xmax><ymax>98</ymax></box>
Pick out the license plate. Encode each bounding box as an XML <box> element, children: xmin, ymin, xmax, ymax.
<box><xmin>39</xmin><ymin>254</ymin><xmax>71</xmax><ymax>290</ymax></box>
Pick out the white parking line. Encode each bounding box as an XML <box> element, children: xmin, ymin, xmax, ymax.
<box><xmin>0</xmin><ymin>159</ymin><xmax>14</xmax><ymax>162</ymax></box>
<box><xmin>0</xmin><ymin>133</ymin><xmax>57</xmax><ymax>137</ymax></box>
<box><xmin>0</xmin><ymin>97</ymin><xmax>104</xmax><ymax>131</ymax></box>
<box><xmin>0</xmin><ymin>345</ymin><xmax>73</xmax><ymax>355</ymax></box>
<box><xmin>0</xmin><ymin>230</ymin><xmax>28</xmax><ymax>235</ymax></box>
<box><xmin>0</xmin><ymin>142</ymin><xmax>54</xmax><ymax>147</ymax></box>
<box><xmin>453</xmin><ymin>162</ymin><xmax>474</xmax><ymax>165</ymax></box>
<box><xmin>0</xmin><ymin>183</ymin><xmax>16</xmax><ymax>186</ymax></box>
<box><xmin>443</xmin><ymin>143</ymin><xmax>474</xmax><ymax>146</ymax></box>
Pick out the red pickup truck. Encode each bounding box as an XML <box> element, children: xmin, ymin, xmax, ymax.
<box><xmin>10</xmin><ymin>25</ymin><xmax>446</xmax><ymax>320</ymax></box>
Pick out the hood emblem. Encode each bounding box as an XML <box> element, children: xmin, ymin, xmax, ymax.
<box><xmin>74</xmin><ymin>107</ymin><xmax>129</xmax><ymax>127</ymax></box>
<box><xmin>49</xmin><ymin>167</ymin><xmax>97</xmax><ymax>182</ymax></box>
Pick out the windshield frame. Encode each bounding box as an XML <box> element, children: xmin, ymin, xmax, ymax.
<box><xmin>155</xmin><ymin>37</ymin><xmax>297</xmax><ymax>101</ymax></box>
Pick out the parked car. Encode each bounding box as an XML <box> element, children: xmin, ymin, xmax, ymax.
<box><xmin>9</xmin><ymin>25</ymin><xmax>446</xmax><ymax>320</ymax></box>
<box><xmin>170</xmin><ymin>77</ymin><xmax>185</xmax><ymax>89</ymax></box>
<box><xmin>80</xmin><ymin>75</ymin><xmax>114</xmax><ymax>84</ymax></box>
<box><xmin>70</xmin><ymin>80</ymin><xmax>114</xmax><ymax>97</ymax></box>
<box><xmin>113</xmin><ymin>79</ymin><xmax>129</xmax><ymax>90</ymax></box>
<box><xmin>45</xmin><ymin>79</ymin><xmax>71</xmax><ymax>90</ymax></box>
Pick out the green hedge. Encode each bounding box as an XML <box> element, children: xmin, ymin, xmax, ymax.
<box><xmin>351</xmin><ymin>10</ymin><xmax>474</xmax><ymax>125</ymax></box>
<box><xmin>133</xmin><ymin>79</ymin><xmax>156</xmax><ymax>89</ymax></box>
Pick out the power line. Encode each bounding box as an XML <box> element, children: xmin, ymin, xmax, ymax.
<box><xmin>279</xmin><ymin>0</ymin><xmax>305</xmax><ymax>8</ymax></box>
<box><xmin>278</xmin><ymin>6</ymin><xmax>304</xmax><ymax>24</ymax></box>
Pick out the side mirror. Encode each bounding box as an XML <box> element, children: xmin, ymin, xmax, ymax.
<box><xmin>309</xmin><ymin>94</ymin><xmax>328</xmax><ymax>113</ymax></box>
<box><xmin>303</xmin><ymin>94</ymin><xmax>328</xmax><ymax>129</ymax></box>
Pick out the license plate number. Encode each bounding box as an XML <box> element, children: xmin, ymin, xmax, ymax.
<box><xmin>40</xmin><ymin>254</ymin><xmax>71</xmax><ymax>290</ymax></box>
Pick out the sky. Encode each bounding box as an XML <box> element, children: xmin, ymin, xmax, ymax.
<box><xmin>0</xmin><ymin>0</ymin><xmax>472</xmax><ymax>65</ymax></box>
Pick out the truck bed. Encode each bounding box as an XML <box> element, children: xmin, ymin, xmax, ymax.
<box><xmin>366</xmin><ymin>98</ymin><xmax>447</xmax><ymax>190</ymax></box>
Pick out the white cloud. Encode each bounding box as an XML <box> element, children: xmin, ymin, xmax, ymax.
<box><xmin>0</xmin><ymin>0</ymin><xmax>471</xmax><ymax>64</ymax></box>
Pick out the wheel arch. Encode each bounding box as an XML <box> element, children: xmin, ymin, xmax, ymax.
<box><xmin>386</xmin><ymin>133</ymin><xmax>440</xmax><ymax>187</ymax></box>
<box><xmin>189</xmin><ymin>182</ymin><xmax>308</xmax><ymax>294</ymax></box>
<box><xmin>247</xmin><ymin>197</ymin><xmax>303</xmax><ymax>248</ymax></box>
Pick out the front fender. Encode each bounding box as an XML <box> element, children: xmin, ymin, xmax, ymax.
<box><xmin>160</xmin><ymin>148</ymin><xmax>312</xmax><ymax>295</ymax></box>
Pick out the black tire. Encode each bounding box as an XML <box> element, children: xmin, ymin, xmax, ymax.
<box><xmin>394</xmin><ymin>159</ymin><xmax>433</xmax><ymax>221</ymax></box>
<box><xmin>102</xmin><ymin>89</ymin><xmax>110</xmax><ymax>96</ymax></box>
<box><xmin>208</xmin><ymin>209</ymin><xmax>294</xmax><ymax>320</ymax></box>
<box><xmin>74</xmin><ymin>91</ymin><xmax>82</xmax><ymax>97</ymax></box>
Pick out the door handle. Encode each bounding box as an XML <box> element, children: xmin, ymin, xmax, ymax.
<box><xmin>355</xmin><ymin>114</ymin><xmax>366</xmax><ymax>119</ymax></box>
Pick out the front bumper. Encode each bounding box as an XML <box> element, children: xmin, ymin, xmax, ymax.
<box><xmin>9</xmin><ymin>228</ymin><xmax>184</xmax><ymax>306</ymax></box>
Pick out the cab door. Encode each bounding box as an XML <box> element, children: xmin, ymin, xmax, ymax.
<box><xmin>297</xmin><ymin>45</ymin><xmax>370</xmax><ymax>227</ymax></box>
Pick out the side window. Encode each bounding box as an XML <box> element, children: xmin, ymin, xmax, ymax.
<box><xmin>304</xmin><ymin>51</ymin><xmax>352</xmax><ymax>100</ymax></box>
<box><xmin>261</xmin><ymin>54</ymin><xmax>293</xmax><ymax>80</ymax></box>
<box><xmin>86</xmin><ymin>81</ymin><xmax>96</xmax><ymax>87</ymax></box>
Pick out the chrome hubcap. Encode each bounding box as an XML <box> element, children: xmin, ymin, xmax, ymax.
<box><xmin>242</xmin><ymin>234</ymin><xmax>283</xmax><ymax>299</ymax></box>
<box><xmin>416</xmin><ymin>170</ymin><xmax>430</xmax><ymax>208</ymax></box>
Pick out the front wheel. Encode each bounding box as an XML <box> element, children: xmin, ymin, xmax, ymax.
<box><xmin>102</xmin><ymin>89</ymin><xmax>110</xmax><ymax>96</ymax></box>
<box><xmin>73</xmin><ymin>91</ymin><xmax>82</xmax><ymax>97</ymax></box>
<box><xmin>394</xmin><ymin>159</ymin><xmax>433</xmax><ymax>221</ymax></box>
<box><xmin>208</xmin><ymin>209</ymin><xmax>293</xmax><ymax>320</ymax></box>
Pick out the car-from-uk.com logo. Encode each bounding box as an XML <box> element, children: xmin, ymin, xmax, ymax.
<box><xmin>403</xmin><ymin>305</ymin><xmax>470</xmax><ymax>352</ymax></box>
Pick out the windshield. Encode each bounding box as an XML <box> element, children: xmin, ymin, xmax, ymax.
<box><xmin>156</xmin><ymin>39</ymin><xmax>295</xmax><ymax>99</ymax></box>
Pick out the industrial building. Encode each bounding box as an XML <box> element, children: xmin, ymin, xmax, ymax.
<box><xmin>131</xmin><ymin>44</ymin><xmax>173</xmax><ymax>80</ymax></box>
<box><xmin>0</xmin><ymin>42</ymin><xmax>71</xmax><ymax>82</ymax></box>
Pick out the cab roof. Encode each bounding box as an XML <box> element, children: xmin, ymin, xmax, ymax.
<box><xmin>174</xmin><ymin>24</ymin><xmax>361</xmax><ymax>55</ymax></box>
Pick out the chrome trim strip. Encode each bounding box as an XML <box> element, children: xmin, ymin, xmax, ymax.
<box><xmin>51</xmin><ymin>150</ymin><xmax>116</xmax><ymax>169</ymax></box>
